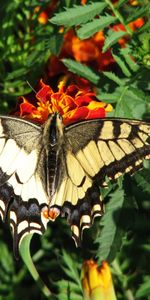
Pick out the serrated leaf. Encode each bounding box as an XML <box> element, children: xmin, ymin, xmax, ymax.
<box><xmin>62</xmin><ymin>58</ymin><xmax>100</xmax><ymax>84</ymax></box>
<box><xmin>97</xmin><ymin>92</ymin><xmax>118</xmax><ymax>103</ymax></box>
<box><xmin>103</xmin><ymin>30</ymin><xmax>127</xmax><ymax>53</ymax></box>
<box><xmin>61</xmin><ymin>250</ymin><xmax>82</xmax><ymax>289</ymax></box>
<box><xmin>114</xmin><ymin>86</ymin><xmax>147</xmax><ymax>118</ymax></box>
<box><xmin>134</xmin><ymin>169</ymin><xmax>150</xmax><ymax>194</ymax></box>
<box><xmin>96</xmin><ymin>188</ymin><xmax>125</xmax><ymax>264</ymax></box>
<box><xmin>120</xmin><ymin>47</ymin><xmax>139</xmax><ymax>72</ymax></box>
<box><xmin>103</xmin><ymin>71</ymin><xmax>124</xmax><ymax>86</ymax></box>
<box><xmin>50</xmin><ymin>2</ymin><xmax>106</xmax><ymax>27</ymax></box>
<box><xmin>77</xmin><ymin>15</ymin><xmax>116</xmax><ymax>40</ymax></box>
<box><xmin>112</xmin><ymin>52</ymin><xmax>131</xmax><ymax>77</ymax></box>
<box><xmin>56</xmin><ymin>250</ymin><xmax>83</xmax><ymax>300</ymax></box>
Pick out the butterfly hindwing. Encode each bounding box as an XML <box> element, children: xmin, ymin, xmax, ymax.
<box><xmin>0</xmin><ymin>116</ymin><xmax>49</xmax><ymax>256</ymax></box>
<box><xmin>56</xmin><ymin>118</ymin><xmax>150</xmax><ymax>243</ymax></box>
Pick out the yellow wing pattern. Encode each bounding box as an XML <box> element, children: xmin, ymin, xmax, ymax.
<box><xmin>50</xmin><ymin>119</ymin><xmax>150</xmax><ymax>245</ymax></box>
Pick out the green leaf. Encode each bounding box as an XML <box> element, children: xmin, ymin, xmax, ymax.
<box><xmin>56</xmin><ymin>250</ymin><xmax>83</xmax><ymax>300</ymax></box>
<box><xmin>96</xmin><ymin>187</ymin><xmax>125</xmax><ymax>263</ymax></box>
<box><xmin>0</xmin><ymin>241</ymin><xmax>14</xmax><ymax>278</ymax></box>
<box><xmin>103</xmin><ymin>71</ymin><xmax>124</xmax><ymax>86</ymax></box>
<box><xmin>136</xmin><ymin>279</ymin><xmax>150</xmax><ymax>298</ymax></box>
<box><xmin>114</xmin><ymin>86</ymin><xmax>147</xmax><ymax>118</ymax></box>
<box><xmin>47</xmin><ymin>33</ymin><xmax>64</xmax><ymax>56</ymax></box>
<box><xmin>103</xmin><ymin>30</ymin><xmax>127</xmax><ymax>52</ymax></box>
<box><xmin>61</xmin><ymin>250</ymin><xmax>82</xmax><ymax>290</ymax></box>
<box><xmin>120</xmin><ymin>47</ymin><xmax>139</xmax><ymax>72</ymax></box>
<box><xmin>62</xmin><ymin>58</ymin><xmax>100</xmax><ymax>84</ymax></box>
<box><xmin>126</xmin><ymin>4</ymin><xmax>150</xmax><ymax>24</ymax></box>
<box><xmin>134</xmin><ymin>169</ymin><xmax>150</xmax><ymax>195</ymax></box>
<box><xmin>50</xmin><ymin>2</ymin><xmax>107</xmax><ymax>27</ymax></box>
<box><xmin>77</xmin><ymin>15</ymin><xmax>116</xmax><ymax>40</ymax></box>
<box><xmin>97</xmin><ymin>92</ymin><xmax>119</xmax><ymax>104</ymax></box>
<box><xmin>112</xmin><ymin>52</ymin><xmax>131</xmax><ymax>77</ymax></box>
<box><xmin>6</xmin><ymin>68</ymin><xmax>27</xmax><ymax>80</ymax></box>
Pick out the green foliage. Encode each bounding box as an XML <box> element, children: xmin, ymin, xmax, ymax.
<box><xmin>134</xmin><ymin>169</ymin><xmax>150</xmax><ymax>194</ymax></box>
<box><xmin>102</xmin><ymin>71</ymin><xmax>124</xmax><ymax>86</ymax></box>
<box><xmin>119</xmin><ymin>47</ymin><xmax>139</xmax><ymax>72</ymax></box>
<box><xmin>62</xmin><ymin>58</ymin><xmax>100</xmax><ymax>84</ymax></box>
<box><xmin>55</xmin><ymin>250</ymin><xmax>83</xmax><ymax>300</ymax></box>
<box><xmin>102</xmin><ymin>30</ymin><xmax>127</xmax><ymax>52</ymax></box>
<box><xmin>111</xmin><ymin>52</ymin><xmax>131</xmax><ymax>77</ymax></box>
<box><xmin>96</xmin><ymin>186</ymin><xmax>125</xmax><ymax>263</ymax></box>
<box><xmin>135</xmin><ymin>279</ymin><xmax>150</xmax><ymax>299</ymax></box>
<box><xmin>0</xmin><ymin>0</ymin><xmax>54</xmax><ymax>111</ymax></box>
<box><xmin>50</xmin><ymin>2</ymin><xmax>107</xmax><ymax>27</ymax></box>
<box><xmin>77</xmin><ymin>15</ymin><xmax>117</xmax><ymax>39</ymax></box>
<box><xmin>125</xmin><ymin>4</ymin><xmax>150</xmax><ymax>24</ymax></box>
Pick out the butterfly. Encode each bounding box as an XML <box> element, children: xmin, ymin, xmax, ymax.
<box><xmin>0</xmin><ymin>112</ymin><xmax>149</xmax><ymax>256</ymax></box>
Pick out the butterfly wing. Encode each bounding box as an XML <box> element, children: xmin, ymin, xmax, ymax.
<box><xmin>50</xmin><ymin>118</ymin><xmax>150</xmax><ymax>245</ymax></box>
<box><xmin>0</xmin><ymin>116</ymin><xmax>49</xmax><ymax>256</ymax></box>
<box><xmin>0</xmin><ymin>115</ymin><xmax>150</xmax><ymax>254</ymax></box>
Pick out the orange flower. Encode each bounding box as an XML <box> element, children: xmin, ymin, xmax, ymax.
<box><xmin>63</xmin><ymin>29</ymin><xmax>115</xmax><ymax>72</ymax></box>
<box><xmin>82</xmin><ymin>260</ymin><xmax>117</xmax><ymax>300</ymax></box>
<box><xmin>17</xmin><ymin>80</ymin><xmax>112</xmax><ymax>125</ymax></box>
<box><xmin>112</xmin><ymin>18</ymin><xmax>144</xmax><ymax>46</ymax></box>
<box><xmin>46</xmin><ymin>16</ymin><xmax>144</xmax><ymax>78</ymax></box>
<box><xmin>46</xmin><ymin>28</ymin><xmax>115</xmax><ymax>80</ymax></box>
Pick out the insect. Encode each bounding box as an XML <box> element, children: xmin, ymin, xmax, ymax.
<box><xmin>0</xmin><ymin>113</ymin><xmax>149</xmax><ymax>256</ymax></box>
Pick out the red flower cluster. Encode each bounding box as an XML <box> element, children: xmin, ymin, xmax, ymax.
<box><xmin>17</xmin><ymin>80</ymin><xmax>112</xmax><ymax>125</ymax></box>
<box><xmin>46</xmin><ymin>17</ymin><xmax>144</xmax><ymax>79</ymax></box>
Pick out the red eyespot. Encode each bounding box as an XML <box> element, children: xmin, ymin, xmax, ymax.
<box><xmin>42</xmin><ymin>206</ymin><xmax>60</xmax><ymax>221</ymax></box>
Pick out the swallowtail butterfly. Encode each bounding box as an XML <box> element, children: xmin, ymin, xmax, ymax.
<box><xmin>0</xmin><ymin>113</ymin><xmax>149</xmax><ymax>256</ymax></box>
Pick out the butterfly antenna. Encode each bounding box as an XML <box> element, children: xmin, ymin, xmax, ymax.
<box><xmin>26</xmin><ymin>81</ymin><xmax>37</xmax><ymax>94</ymax></box>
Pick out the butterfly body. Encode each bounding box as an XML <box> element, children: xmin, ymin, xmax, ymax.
<box><xmin>0</xmin><ymin>113</ymin><xmax>149</xmax><ymax>256</ymax></box>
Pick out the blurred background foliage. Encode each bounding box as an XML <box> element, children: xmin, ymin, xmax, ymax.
<box><xmin>0</xmin><ymin>0</ymin><xmax>150</xmax><ymax>299</ymax></box>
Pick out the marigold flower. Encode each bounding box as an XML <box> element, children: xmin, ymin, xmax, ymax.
<box><xmin>46</xmin><ymin>28</ymin><xmax>115</xmax><ymax>80</ymax></box>
<box><xmin>112</xmin><ymin>18</ymin><xmax>144</xmax><ymax>46</ymax></box>
<box><xmin>17</xmin><ymin>80</ymin><xmax>112</xmax><ymax>125</ymax></box>
<box><xmin>82</xmin><ymin>260</ymin><xmax>117</xmax><ymax>300</ymax></box>
<box><xmin>46</xmin><ymin>14</ymin><xmax>144</xmax><ymax>78</ymax></box>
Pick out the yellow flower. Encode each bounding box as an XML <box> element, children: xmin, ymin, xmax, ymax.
<box><xmin>82</xmin><ymin>260</ymin><xmax>117</xmax><ymax>300</ymax></box>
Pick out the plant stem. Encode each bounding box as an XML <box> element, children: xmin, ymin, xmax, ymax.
<box><xmin>125</xmin><ymin>289</ymin><xmax>135</xmax><ymax>300</ymax></box>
